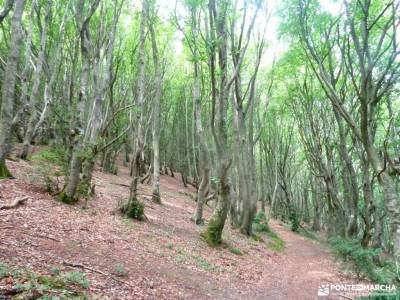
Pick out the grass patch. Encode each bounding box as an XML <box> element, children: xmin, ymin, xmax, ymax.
<box><xmin>252</xmin><ymin>211</ymin><xmax>271</xmax><ymax>233</ymax></box>
<box><xmin>113</xmin><ymin>263</ymin><xmax>129</xmax><ymax>278</ymax></box>
<box><xmin>251</xmin><ymin>234</ymin><xmax>264</xmax><ymax>242</ymax></box>
<box><xmin>229</xmin><ymin>247</ymin><xmax>243</xmax><ymax>256</ymax></box>
<box><xmin>31</xmin><ymin>147</ymin><xmax>68</xmax><ymax>167</ymax></box>
<box><xmin>252</xmin><ymin>211</ymin><xmax>285</xmax><ymax>251</ymax></box>
<box><xmin>174</xmin><ymin>249</ymin><xmax>219</xmax><ymax>272</ymax></box>
<box><xmin>119</xmin><ymin>198</ymin><xmax>146</xmax><ymax>221</ymax></box>
<box><xmin>0</xmin><ymin>262</ymin><xmax>89</xmax><ymax>299</ymax></box>
<box><xmin>329</xmin><ymin>237</ymin><xmax>399</xmax><ymax>284</ymax></box>
<box><xmin>268</xmin><ymin>235</ymin><xmax>285</xmax><ymax>252</ymax></box>
<box><xmin>192</xmin><ymin>255</ymin><xmax>218</xmax><ymax>272</ymax></box>
<box><xmin>298</xmin><ymin>227</ymin><xmax>320</xmax><ymax>241</ymax></box>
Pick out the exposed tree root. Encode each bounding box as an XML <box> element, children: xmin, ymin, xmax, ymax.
<box><xmin>0</xmin><ymin>196</ymin><xmax>28</xmax><ymax>210</ymax></box>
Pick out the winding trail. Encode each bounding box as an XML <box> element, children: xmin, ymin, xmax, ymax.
<box><xmin>0</xmin><ymin>152</ymin><xmax>368</xmax><ymax>299</ymax></box>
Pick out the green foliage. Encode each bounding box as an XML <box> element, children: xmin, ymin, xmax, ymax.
<box><xmin>57</xmin><ymin>191</ymin><xmax>77</xmax><ymax>205</ymax></box>
<box><xmin>288</xmin><ymin>203</ymin><xmax>300</xmax><ymax>232</ymax></box>
<box><xmin>229</xmin><ymin>247</ymin><xmax>243</xmax><ymax>256</ymax></box>
<box><xmin>31</xmin><ymin>147</ymin><xmax>68</xmax><ymax>193</ymax></box>
<box><xmin>251</xmin><ymin>211</ymin><xmax>285</xmax><ymax>251</ymax></box>
<box><xmin>120</xmin><ymin>198</ymin><xmax>146</xmax><ymax>221</ymax></box>
<box><xmin>31</xmin><ymin>147</ymin><xmax>68</xmax><ymax>167</ymax></box>
<box><xmin>193</xmin><ymin>255</ymin><xmax>218</xmax><ymax>272</ymax></box>
<box><xmin>0</xmin><ymin>262</ymin><xmax>88</xmax><ymax>299</ymax></box>
<box><xmin>268</xmin><ymin>235</ymin><xmax>285</xmax><ymax>252</ymax></box>
<box><xmin>0</xmin><ymin>161</ymin><xmax>12</xmax><ymax>179</ymax></box>
<box><xmin>60</xmin><ymin>271</ymin><xmax>89</xmax><ymax>288</ymax></box>
<box><xmin>0</xmin><ymin>262</ymin><xmax>10</xmax><ymax>277</ymax></box>
<box><xmin>113</xmin><ymin>264</ymin><xmax>129</xmax><ymax>277</ymax></box>
<box><xmin>329</xmin><ymin>238</ymin><xmax>399</xmax><ymax>284</ymax></box>
<box><xmin>201</xmin><ymin>217</ymin><xmax>224</xmax><ymax>246</ymax></box>
<box><xmin>251</xmin><ymin>234</ymin><xmax>264</xmax><ymax>242</ymax></box>
<box><xmin>252</xmin><ymin>211</ymin><xmax>271</xmax><ymax>233</ymax></box>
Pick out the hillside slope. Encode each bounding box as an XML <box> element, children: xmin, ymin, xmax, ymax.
<box><xmin>0</xmin><ymin>155</ymin><xmax>366</xmax><ymax>299</ymax></box>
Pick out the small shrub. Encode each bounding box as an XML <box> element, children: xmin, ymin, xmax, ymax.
<box><xmin>61</xmin><ymin>271</ymin><xmax>89</xmax><ymax>288</ymax></box>
<box><xmin>0</xmin><ymin>262</ymin><xmax>10</xmax><ymax>277</ymax></box>
<box><xmin>329</xmin><ymin>237</ymin><xmax>398</xmax><ymax>284</ymax></box>
<box><xmin>229</xmin><ymin>247</ymin><xmax>243</xmax><ymax>256</ymax></box>
<box><xmin>119</xmin><ymin>198</ymin><xmax>146</xmax><ymax>221</ymax></box>
<box><xmin>252</xmin><ymin>211</ymin><xmax>271</xmax><ymax>233</ymax></box>
<box><xmin>268</xmin><ymin>236</ymin><xmax>285</xmax><ymax>252</ymax></box>
<box><xmin>288</xmin><ymin>203</ymin><xmax>300</xmax><ymax>232</ymax></box>
<box><xmin>201</xmin><ymin>218</ymin><xmax>224</xmax><ymax>246</ymax></box>
<box><xmin>251</xmin><ymin>234</ymin><xmax>264</xmax><ymax>242</ymax></box>
<box><xmin>0</xmin><ymin>262</ymin><xmax>88</xmax><ymax>299</ymax></box>
<box><xmin>193</xmin><ymin>255</ymin><xmax>218</xmax><ymax>272</ymax></box>
<box><xmin>31</xmin><ymin>147</ymin><xmax>68</xmax><ymax>167</ymax></box>
<box><xmin>114</xmin><ymin>264</ymin><xmax>129</xmax><ymax>277</ymax></box>
<box><xmin>49</xmin><ymin>266</ymin><xmax>61</xmax><ymax>275</ymax></box>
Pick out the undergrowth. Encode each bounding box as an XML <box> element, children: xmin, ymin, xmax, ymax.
<box><xmin>119</xmin><ymin>198</ymin><xmax>146</xmax><ymax>221</ymax></box>
<box><xmin>31</xmin><ymin>147</ymin><xmax>68</xmax><ymax>194</ymax></box>
<box><xmin>252</xmin><ymin>211</ymin><xmax>285</xmax><ymax>251</ymax></box>
<box><xmin>0</xmin><ymin>262</ymin><xmax>89</xmax><ymax>299</ymax></box>
<box><xmin>329</xmin><ymin>237</ymin><xmax>399</xmax><ymax>285</ymax></box>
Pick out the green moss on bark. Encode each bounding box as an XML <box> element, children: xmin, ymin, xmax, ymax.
<box><xmin>0</xmin><ymin>161</ymin><xmax>12</xmax><ymax>179</ymax></box>
<box><xmin>201</xmin><ymin>217</ymin><xmax>225</xmax><ymax>246</ymax></box>
<box><xmin>152</xmin><ymin>193</ymin><xmax>161</xmax><ymax>204</ymax></box>
<box><xmin>57</xmin><ymin>191</ymin><xmax>78</xmax><ymax>204</ymax></box>
<box><xmin>120</xmin><ymin>197</ymin><xmax>145</xmax><ymax>220</ymax></box>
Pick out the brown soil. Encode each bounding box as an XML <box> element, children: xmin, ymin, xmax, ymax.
<box><xmin>0</xmin><ymin>151</ymin><xmax>368</xmax><ymax>299</ymax></box>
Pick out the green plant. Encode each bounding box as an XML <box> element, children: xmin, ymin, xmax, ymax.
<box><xmin>0</xmin><ymin>262</ymin><xmax>10</xmax><ymax>277</ymax></box>
<box><xmin>193</xmin><ymin>255</ymin><xmax>218</xmax><ymax>272</ymax></box>
<box><xmin>251</xmin><ymin>234</ymin><xmax>264</xmax><ymax>242</ymax></box>
<box><xmin>229</xmin><ymin>247</ymin><xmax>243</xmax><ymax>256</ymax></box>
<box><xmin>268</xmin><ymin>236</ymin><xmax>285</xmax><ymax>252</ymax></box>
<box><xmin>61</xmin><ymin>271</ymin><xmax>89</xmax><ymax>288</ymax></box>
<box><xmin>252</xmin><ymin>211</ymin><xmax>271</xmax><ymax>233</ymax></box>
<box><xmin>288</xmin><ymin>203</ymin><xmax>300</xmax><ymax>232</ymax></box>
<box><xmin>114</xmin><ymin>264</ymin><xmax>129</xmax><ymax>277</ymax></box>
<box><xmin>0</xmin><ymin>262</ymin><xmax>89</xmax><ymax>299</ymax></box>
<box><xmin>329</xmin><ymin>238</ymin><xmax>398</xmax><ymax>284</ymax></box>
<box><xmin>31</xmin><ymin>147</ymin><xmax>68</xmax><ymax>168</ymax></box>
<box><xmin>119</xmin><ymin>198</ymin><xmax>146</xmax><ymax>221</ymax></box>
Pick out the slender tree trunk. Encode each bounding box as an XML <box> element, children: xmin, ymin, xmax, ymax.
<box><xmin>60</xmin><ymin>0</ymin><xmax>100</xmax><ymax>203</ymax></box>
<box><xmin>0</xmin><ymin>0</ymin><xmax>26</xmax><ymax>178</ymax></box>
<box><xmin>202</xmin><ymin>0</ymin><xmax>232</xmax><ymax>245</ymax></box>
<box><xmin>128</xmin><ymin>0</ymin><xmax>147</xmax><ymax>206</ymax></box>
<box><xmin>20</xmin><ymin>1</ymin><xmax>51</xmax><ymax>159</ymax></box>
<box><xmin>149</xmin><ymin>14</ymin><xmax>161</xmax><ymax>204</ymax></box>
<box><xmin>191</xmin><ymin>6</ymin><xmax>210</xmax><ymax>223</ymax></box>
<box><xmin>0</xmin><ymin>0</ymin><xmax>15</xmax><ymax>23</ymax></box>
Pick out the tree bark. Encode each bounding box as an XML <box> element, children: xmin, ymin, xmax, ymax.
<box><xmin>0</xmin><ymin>0</ymin><xmax>26</xmax><ymax>178</ymax></box>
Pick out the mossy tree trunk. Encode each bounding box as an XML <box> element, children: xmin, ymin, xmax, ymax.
<box><xmin>0</xmin><ymin>0</ymin><xmax>26</xmax><ymax>178</ymax></box>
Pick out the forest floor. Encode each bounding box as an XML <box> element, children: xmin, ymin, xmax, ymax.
<box><xmin>0</xmin><ymin>146</ymin><xmax>369</xmax><ymax>299</ymax></box>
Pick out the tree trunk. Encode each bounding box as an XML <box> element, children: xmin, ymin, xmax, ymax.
<box><xmin>149</xmin><ymin>12</ymin><xmax>161</xmax><ymax>204</ymax></box>
<box><xmin>0</xmin><ymin>0</ymin><xmax>26</xmax><ymax>178</ymax></box>
<box><xmin>128</xmin><ymin>0</ymin><xmax>147</xmax><ymax>209</ymax></box>
<box><xmin>20</xmin><ymin>1</ymin><xmax>51</xmax><ymax>159</ymax></box>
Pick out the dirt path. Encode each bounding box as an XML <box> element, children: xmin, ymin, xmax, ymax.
<box><xmin>0</xmin><ymin>155</ymin><xmax>367</xmax><ymax>299</ymax></box>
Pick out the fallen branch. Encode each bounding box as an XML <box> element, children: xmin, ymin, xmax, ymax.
<box><xmin>62</xmin><ymin>261</ymin><xmax>134</xmax><ymax>288</ymax></box>
<box><xmin>0</xmin><ymin>197</ymin><xmax>29</xmax><ymax>210</ymax></box>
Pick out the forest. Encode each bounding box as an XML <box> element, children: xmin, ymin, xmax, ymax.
<box><xmin>0</xmin><ymin>0</ymin><xmax>399</xmax><ymax>299</ymax></box>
